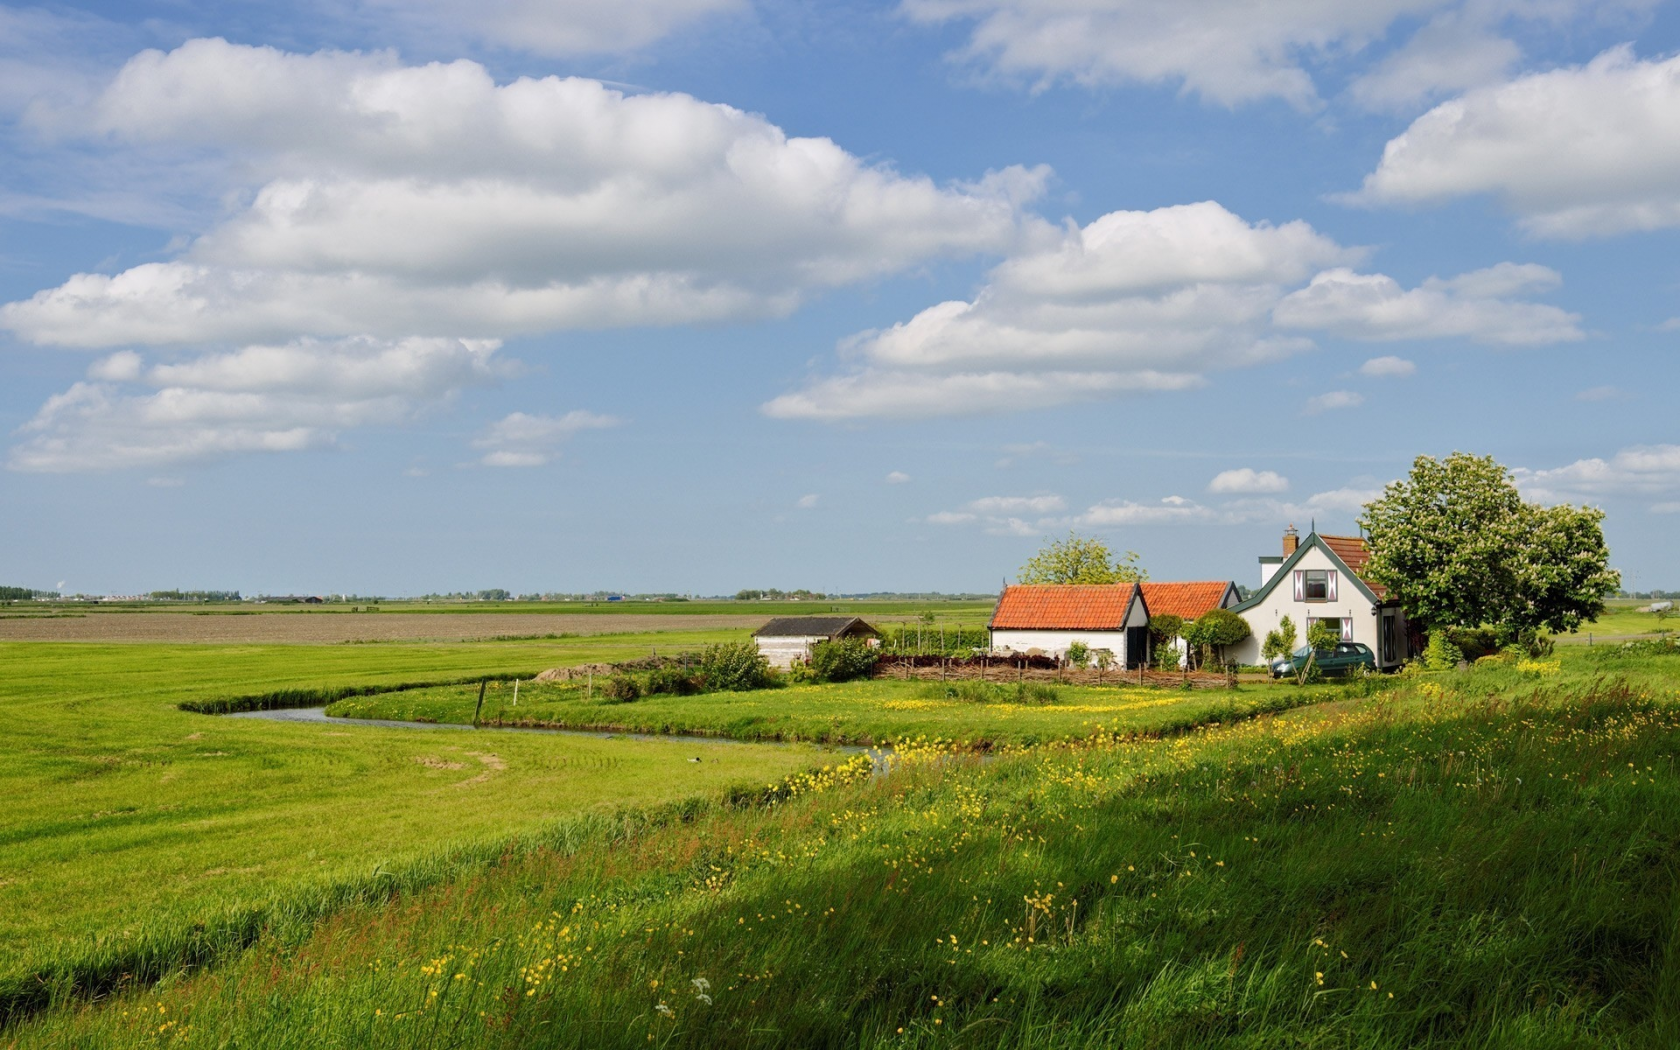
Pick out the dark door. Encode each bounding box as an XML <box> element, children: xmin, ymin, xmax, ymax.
<box><xmin>1125</xmin><ymin>626</ymin><xmax>1149</xmax><ymax>669</ymax></box>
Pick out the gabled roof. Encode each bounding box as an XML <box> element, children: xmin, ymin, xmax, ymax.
<box><xmin>990</xmin><ymin>584</ymin><xmax>1143</xmax><ymax>631</ymax></box>
<box><xmin>1140</xmin><ymin>581</ymin><xmax>1239</xmax><ymax>620</ymax></box>
<box><xmin>1233</xmin><ymin>531</ymin><xmax>1386</xmax><ymax>612</ymax></box>
<box><xmin>753</xmin><ymin>616</ymin><xmax>877</xmax><ymax>638</ymax></box>
<box><xmin>1320</xmin><ymin>534</ymin><xmax>1387</xmax><ymax>598</ymax></box>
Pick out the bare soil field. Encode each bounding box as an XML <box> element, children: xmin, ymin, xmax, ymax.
<box><xmin>0</xmin><ymin>612</ymin><xmax>764</xmax><ymax>644</ymax></box>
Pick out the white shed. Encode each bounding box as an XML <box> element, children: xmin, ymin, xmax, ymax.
<box><xmin>751</xmin><ymin>616</ymin><xmax>880</xmax><ymax>668</ymax></box>
<box><xmin>988</xmin><ymin>583</ymin><xmax>1151</xmax><ymax>669</ymax></box>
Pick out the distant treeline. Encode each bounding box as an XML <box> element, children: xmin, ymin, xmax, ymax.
<box><xmin>0</xmin><ymin>586</ymin><xmax>54</xmax><ymax>601</ymax></box>
<box><xmin>148</xmin><ymin>590</ymin><xmax>241</xmax><ymax>602</ymax></box>
<box><xmin>734</xmin><ymin>589</ymin><xmax>826</xmax><ymax>600</ymax></box>
<box><xmin>1621</xmin><ymin>590</ymin><xmax>1678</xmax><ymax>599</ymax></box>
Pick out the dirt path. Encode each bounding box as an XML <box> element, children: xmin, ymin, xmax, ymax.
<box><xmin>0</xmin><ymin>612</ymin><xmax>765</xmax><ymax>644</ymax></box>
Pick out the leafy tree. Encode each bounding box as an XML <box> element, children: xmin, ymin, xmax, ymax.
<box><xmin>1296</xmin><ymin>619</ymin><xmax>1343</xmax><ymax>684</ymax></box>
<box><xmin>1261</xmin><ymin>615</ymin><xmax>1298</xmax><ymax>662</ymax></box>
<box><xmin>1179</xmin><ymin>609</ymin><xmax>1252</xmax><ymax>670</ymax></box>
<box><xmin>808</xmin><ymin>638</ymin><xmax>878</xmax><ymax>683</ymax></box>
<box><xmin>1147</xmin><ymin>613</ymin><xmax>1184</xmax><ymax>669</ymax></box>
<box><xmin>1361</xmin><ymin>452</ymin><xmax>1620</xmax><ymax>635</ymax></box>
<box><xmin>1017</xmin><ymin>532</ymin><xmax>1146</xmax><ymax>585</ymax></box>
<box><xmin>699</xmin><ymin>642</ymin><xmax>773</xmax><ymax>692</ymax></box>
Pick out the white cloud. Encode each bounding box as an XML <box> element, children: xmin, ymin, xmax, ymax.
<box><xmin>901</xmin><ymin>0</ymin><xmax>1449</xmax><ymax>107</ymax></box>
<box><xmin>925</xmin><ymin>510</ymin><xmax>978</xmax><ymax>525</ymax></box>
<box><xmin>1304</xmin><ymin>390</ymin><xmax>1365</xmax><ymax>414</ymax></box>
<box><xmin>796</xmin><ymin>493</ymin><xmax>820</xmax><ymax>509</ymax></box>
<box><xmin>1359</xmin><ymin>354</ymin><xmax>1416</xmax><ymax>377</ymax></box>
<box><xmin>967</xmin><ymin>494</ymin><xmax>1066</xmax><ymax>515</ymax></box>
<box><xmin>1354</xmin><ymin>46</ymin><xmax>1680</xmax><ymax>237</ymax></box>
<box><xmin>1347</xmin><ymin>16</ymin><xmax>1520</xmax><ymax>112</ymax></box>
<box><xmin>359</xmin><ymin>0</ymin><xmax>746</xmax><ymax>57</ymax></box>
<box><xmin>768</xmin><ymin>200</ymin><xmax>1576</xmax><ymax>421</ymax></box>
<box><xmin>5</xmin><ymin>39</ymin><xmax>1040</xmax><ymax>348</ymax></box>
<box><xmin>9</xmin><ymin>337</ymin><xmax>500</xmax><ymax>473</ymax></box>
<box><xmin>1515</xmin><ymin>444</ymin><xmax>1680</xmax><ymax>500</ymax></box>
<box><xmin>1219</xmin><ymin>485</ymin><xmax>1384</xmax><ymax>524</ymax></box>
<box><xmin>1651</xmin><ymin>501</ymin><xmax>1680</xmax><ymax>513</ymax></box>
<box><xmin>766</xmin><ymin>201</ymin><xmax>1348</xmax><ymax>420</ymax></box>
<box><xmin>145</xmin><ymin>476</ymin><xmax>184</xmax><ymax>488</ymax></box>
<box><xmin>899</xmin><ymin>0</ymin><xmax>1654</xmax><ymax>110</ymax></box>
<box><xmin>885</xmin><ymin>470</ymin><xmax>911</xmax><ymax>484</ymax></box>
<box><xmin>1208</xmin><ymin>468</ymin><xmax>1289</xmax><ymax>494</ymax></box>
<box><xmin>1576</xmin><ymin>385</ymin><xmax>1624</xmax><ymax>402</ymax></box>
<box><xmin>1074</xmin><ymin>498</ymin><xmax>1213</xmax><ymax>527</ymax></box>
<box><xmin>471</xmin><ymin>409</ymin><xmax>620</xmax><ymax>467</ymax></box>
<box><xmin>1273</xmin><ymin>264</ymin><xmax>1582</xmax><ymax>345</ymax></box>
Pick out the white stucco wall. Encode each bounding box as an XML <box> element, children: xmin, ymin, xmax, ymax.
<box><xmin>990</xmin><ymin>630</ymin><xmax>1127</xmax><ymax>664</ymax></box>
<box><xmin>755</xmin><ymin>635</ymin><xmax>828</xmax><ymax>668</ymax></box>
<box><xmin>1229</xmin><ymin>545</ymin><xmax>1409</xmax><ymax>668</ymax></box>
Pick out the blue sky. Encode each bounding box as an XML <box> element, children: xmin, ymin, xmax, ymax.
<box><xmin>2</xmin><ymin>0</ymin><xmax>1678</xmax><ymax>596</ymax></box>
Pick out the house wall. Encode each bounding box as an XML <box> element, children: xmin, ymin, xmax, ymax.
<box><xmin>990</xmin><ymin>630</ymin><xmax>1129</xmax><ymax>665</ymax></box>
<box><xmin>1230</xmin><ymin>545</ymin><xmax>1411</xmax><ymax>669</ymax></box>
<box><xmin>754</xmin><ymin>635</ymin><xmax>829</xmax><ymax>668</ymax></box>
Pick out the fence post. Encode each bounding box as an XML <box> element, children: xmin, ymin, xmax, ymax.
<box><xmin>472</xmin><ymin>678</ymin><xmax>487</xmax><ymax>727</ymax></box>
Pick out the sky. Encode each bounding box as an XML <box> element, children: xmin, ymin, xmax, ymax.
<box><xmin>2</xmin><ymin>0</ymin><xmax>1678</xmax><ymax>596</ymax></box>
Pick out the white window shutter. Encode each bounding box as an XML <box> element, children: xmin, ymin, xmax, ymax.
<box><xmin>1292</xmin><ymin>571</ymin><xmax>1303</xmax><ymax>601</ymax></box>
<box><xmin>1341</xmin><ymin>619</ymin><xmax>1353</xmax><ymax>641</ymax></box>
<box><xmin>1326</xmin><ymin>570</ymin><xmax>1338</xmax><ymax>601</ymax></box>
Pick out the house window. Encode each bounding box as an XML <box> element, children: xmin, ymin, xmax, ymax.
<box><xmin>1303</xmin><ymin>570</ymin><xmax>1328</xmax><ymax>601</ymax></box>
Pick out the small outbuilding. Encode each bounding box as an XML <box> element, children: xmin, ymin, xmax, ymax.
<box><xmin>988</xmin><ymin>584</ymin><xmax>1151</xmax><ymax>668</ymax></box>
<box><xmin>752</xmin><ymin>616</ymin><xmax>880</xmax><ymax>668</ymax></box>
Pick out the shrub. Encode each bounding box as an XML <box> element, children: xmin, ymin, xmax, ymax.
<box><xmin>785</xmin><ymin>662</ymin><xmax>819</xmax><ymax>685</ymax></box>
<box><xmin>599</xmin><ymin>675</ymin><xmax>642</xmax><ymax>702</ymax></box>
<box><xmin>1424</xmin><ymin>631</ymin><xmax>1464</xmax><ymax>671</ymax></box>
<box><xmin>1445</xmin><ymin>626</ymin><xmax>1501</xmax><ymax>662</ymax></box>
<box><xmin>643</xmin><ymin>668</ymin><xmax>702</xmax><ymax>696</ymax></box>
<box><xmin>920</xmin><ymin>681</ymin><xmax>1060</xmax><ymax>705</ymax></box>
<box><xmin>699</xmin><ymin>642</ymin><xmax>773</xmax><ymax>692</ymax></box>
<box><xmin>1066</xmin><ymin>641</ymin><xmax>1090</xmax><ymax>669</ymax></box>
<box><xmin>808</xmin><ymin>638</ymin><xmax>878</xmax><ymax>683</ymax></box>
<box><xmin>1148</xmin><ymin>614</ymin><xmax>1184</xmax><ymax>647</ymax></box>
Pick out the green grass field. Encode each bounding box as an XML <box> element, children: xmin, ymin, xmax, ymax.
<box><xmin>6</xmin><ymin>615</ymin><xmax>1680</xmax><ymax>1047</ymax></box>
<box><xmin>0</xmin><ymin>638</ymin><xmax>835</xmax><ymax>1017</ymax></box>
<box><xmin>7</xmin><ymin>643</ymin><xmax>1680</xmax><ymax>1047</ymax></box>
<box><xmin>331</xmin><ymin>675</ymin><xmax>1350</xmax><ymax>748</ymax></box>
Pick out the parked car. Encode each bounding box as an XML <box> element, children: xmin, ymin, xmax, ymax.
<box><xmin>1270</xmin><ymin>642</ymin><xmax>1377</xmax><ymax>679</ymax></box>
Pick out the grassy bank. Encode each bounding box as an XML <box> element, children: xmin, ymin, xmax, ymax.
<box><xmin>10</xmin><ymin>658</ymin><xmax>1680</xmax><ymax>1047</ymax></box>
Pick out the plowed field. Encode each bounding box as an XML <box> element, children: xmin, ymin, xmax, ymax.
<box><xmin>0</xmin><ymin>612</ymin><xmax>764</xmax><ymax>643</ymax></box>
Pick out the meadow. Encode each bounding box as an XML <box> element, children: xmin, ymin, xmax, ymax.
<box><xmin>331</xmin><ymin>675</ymin><xmax>1349</xmax><ymax>748</ymax></box>
<box><xmin>0</xmin><ymin>636</ymin><xmax>831</xmax><ymax>1019</ymax></box>
<box><xmin>5</xmin><ymin>612</ymin><xmax>1680</xmax><ymax>1047</ymax></box>
<box><xmin>6</xmin><ymin>644</ymin><xmax>1679</xmax><ymax>1047</ymax></box>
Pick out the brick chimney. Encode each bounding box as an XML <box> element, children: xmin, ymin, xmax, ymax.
<box><xmin>1282</xmin><ymin>524</ymin><xmax>1299</xmax><ymax>556</ymax></box>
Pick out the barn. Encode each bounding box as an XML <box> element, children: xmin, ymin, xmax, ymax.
<box><xmin>752</xmin><ymin>616</ymin><xmax>880</xmax><ymax>668</ymax></box>
<box><xmin>988</xmin><ymin>584</ymin><xmax>1151</xmax><ymax>669</ymax></box>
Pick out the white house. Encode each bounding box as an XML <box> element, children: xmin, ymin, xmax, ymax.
<box><xmin>751</xmin><ymin>616</ymin><xmax>880</xmax><ymax>668</ymax></box>
<box><xmin>1228</xmin><ymin>526</ymin><xmax>1412</xmax><ymax>670</ymax></box>
<box><xmin>988</xmin><ymin>584</ymin><xmax>1151</xmax><ymax>668</ymax></box>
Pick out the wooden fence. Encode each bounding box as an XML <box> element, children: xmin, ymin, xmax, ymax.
<box><xmin>871</xmin><ymin>654</ymin><xmax>1236</xmax><ymax>689</ymax></box>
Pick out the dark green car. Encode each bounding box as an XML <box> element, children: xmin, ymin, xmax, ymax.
<box><xmin>1270</xmin><ymin>642</ymin><xmax>1377</xmax><ymax>679</ymax></box>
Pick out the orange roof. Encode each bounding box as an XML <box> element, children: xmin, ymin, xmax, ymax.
<box><xmin>1319</xmin><ymin>534</ymin><xmax>1388</xmax><ymax>599</ymax></box>
<box><xmin>1140</xmin><ymin>581</ymin><xmax>1234</xmax><ymax>620</ymax></box>
<box><xmin>990</xmin><ymin>584</ymin><xmax>1139</xmax><ymax>630</ymax></box>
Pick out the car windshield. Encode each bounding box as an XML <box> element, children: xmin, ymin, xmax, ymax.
<box><xmin>1293</xmin><ymin>645</ymin><xmax>1314</xmax><ymax>658</ymax></box>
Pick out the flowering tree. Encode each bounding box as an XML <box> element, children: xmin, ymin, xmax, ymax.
<box><xmin>1017</xmin><ymin>532</ymin><xmax>1146</xmax><ymax>584</ymax></box>
<box><xmin>1360</xmin><ymin>452</ymin><xmax>1619</xmax><ymax>635</ymax></box>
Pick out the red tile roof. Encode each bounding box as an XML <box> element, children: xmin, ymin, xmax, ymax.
<box><xmin>990</xmin><ymin>584</ymin><xmax>1139</xmax><ymax>630</ymax></box>
<box><xmin>1319</xmin><ymin>534</ymin><xmax>1388</xmax><ymax>599</ymax></box>
<box><xmin>1140</xmin><ymin>581</ymin><xmax>1234</xmax><ymax>620</ymax></box>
